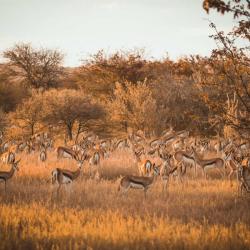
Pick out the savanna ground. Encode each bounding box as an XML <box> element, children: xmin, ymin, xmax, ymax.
<box><xmin>0</xmin><ymin>150</ymin><xmax>250</xmax><ymax>250</ymax></box>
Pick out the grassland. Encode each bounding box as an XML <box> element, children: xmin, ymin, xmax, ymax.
<box><xmin>0</xmin><ymin>150</ymin><xmax>250</xmax><ymax>250</ymax></box>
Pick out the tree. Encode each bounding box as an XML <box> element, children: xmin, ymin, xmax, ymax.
<box><xmin>200</xmin><ymin>0</ymin><xmax>250</xmax><ymax>137</ymax></box>
<box><xmin>9</xmin><ymin>92</ymin><xmax>44</xmax><ymax>137</ymax></box>
<box><xmin>43</xmin><ymin>89</ymin><xmax>104</xmax><ymax>141</ymax></box>
<box><xmin>0</xmin><ymin>64</ymin><xmax>28</xmax><ymax>113</ymax></box>
<box><xmin>3</xmin><ymin>43</ymin><xmax>64</xmax><ymax>90</ymax></box>
<box><xmin>0</xmin><ymin>109</ymin><xmax>7</xmax><ymax>134</ymax></box>
<box><xmin>108</xmin><ymin>80</ymin><xmax>158</xmax><ymax>136</ymax></box>
<box><xmin>150</xmin><ymin>58</ymin><xmax>209</xmax><ymax>135</ymax></box>
<box><xmin>76</xmin><ymin>49</ymin><xmax>151</xmax><ymax>99</ymax></box>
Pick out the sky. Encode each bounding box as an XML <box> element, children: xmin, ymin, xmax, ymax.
<box><xmin>0</xmin><ymin>0</ymin><xmax>237</xmax><ymax>67</ymax></box>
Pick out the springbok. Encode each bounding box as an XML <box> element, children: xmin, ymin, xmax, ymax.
<box><xmin>223</xmin><ymin>149</ymin><xmax>241</xmax><ymax>182</ymax></box>
<box><xmin>57</xmin><ymin>146</ymin><xmax>80</xmax><ymax>161</ymax></box>
<box><xmin>173</xmin><ymin>149</ymin><xmax>196</xmax><ymax>178</ymax></box>
<box><xmin>39</xmin><ymin>146</ymin><xmax>47</xmax><ymax>162</ymax></box>
<box><xmin>192</xmin><ymin>147</ymin><xmax>225</xmax><ymax>179</ymax></box>
<box><xmin>238</xmin><ymin>161</ymin><xmax>250</xmax><ymax>196</ymax></box>
<box><xmin>134</xmin><ymin>150</ymin><xmax>153</xmax><ymax>176</ymax></box>
<box><xmin>0</xmin><ymin>159</ymin><xmax>20</xmax><ymax>192</ymax></box>
<box><xmin>160</xmin><ymin>155</ymin><xmax>177</xmax><ymax>193</ymax></box>
<box><xmin>118</xmin><ymin>164</ymin><xmax>160</xmax><ymax>198</ymax></box>
<box><xmin>51</xmin><ymin>157</ymin><xmax>85</xmax><ymax>196</ymax></box>
<box><xmin>0</xmin><ymin>151</ymin><xmax>15</xmax><ymax>164</ymax></box>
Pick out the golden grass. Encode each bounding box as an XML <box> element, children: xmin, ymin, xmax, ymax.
<box><xmin>0</xmin><ymin>150</ymin><xmax>250</xmax><ymax>250</ymax></box>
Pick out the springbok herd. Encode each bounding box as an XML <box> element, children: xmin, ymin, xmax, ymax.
<box><xmin>1</xmin><ymin>128</ymin><xmax>250</xmax><ymax>198</ymax></box>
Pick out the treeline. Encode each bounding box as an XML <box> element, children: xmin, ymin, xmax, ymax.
<box><xmin>0</xmin><ymin>45</ymin><xmax>248</xmax><ymax>142</ymax></box>
<box><xmin>0</xmin><ymin>0</ymin><xmax>249</xmax><ymax>141</ymax></box>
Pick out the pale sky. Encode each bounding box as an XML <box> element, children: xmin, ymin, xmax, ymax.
<box><xmin>0</xmin><ymin>0</ymin><xmax>236</xmax><ymax>66</ymax></box>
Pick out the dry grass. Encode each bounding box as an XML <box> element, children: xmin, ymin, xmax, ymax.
<box><xmin>0</xmin><ymin>150</ymin><xmax>250</xmax><ymax>250</ymax></box>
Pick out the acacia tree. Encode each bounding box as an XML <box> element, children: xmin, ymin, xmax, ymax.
<box><xmin>3</xmin><ymin>43</ymin><xmax>64</xmax><ymax>90</ymax></box>
<box><xmin>76</xmin><ymin>49</ymin><xmax>151</xmax><ymax>99</ymax></box>
<box><xmin>43</xmin><ymin>89</ymin><xmax>104</xmax><ymax>141</ymax></box>
<box><xmin>9</xmin><ymin>92</ymin><xmax>44</xmax><ymax>137</ymax></box>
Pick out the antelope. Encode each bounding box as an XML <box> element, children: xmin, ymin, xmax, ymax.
<box><xmin>0</xmin><ymin>151</ymin><xmax>15</xmax><ymax>164</ymax></box>
<box><xmin>192</xmin><ymin>147</ymin><xmax>225</xmax><ymax>179</ymax></box>
<box><xmin>57</xmin><ymin>146</ymin><xmax>80</xmax><ymax>161</ymax></box>
<box><xmin>88</xmin><ymin>151</ymin><xmax>101</xmax><ymax>177</ymax></box>
<box><xmin>39</xmin><ymin>145</ymin><xmax>47</xmax><ymax>162</ymax></box>
<box><xmin>15</xmin><ymin>142</ymin><xmax>27</xmax><ymax>153</ymax></box>
<box><xmin>173</xmin><ymin>149</ymin><xmax>196</xmax><ymax>178</ymax></box>
<box><xmin>238</xmin><ymin>161</ymin><xmax>250</xmax><ymax>196</ymax></box>
<box><xmin>223</xmin><ymin>149</ymin><xmax>241</xmax><ymax>182</ymax></box>
<box><xmin>51</xmin><ymin>157</ymin><xmax>85</xmax><ymax>195</ymax></box>
<box><xmin>118</xmin><ymin>164</ymin><xmax>160</xmax><ymax>198</ymax></box>
<box><xmin>0</xmin><ymin>159</ymin><xmax>20</xmax><ymax>192</ymax></box>
<box><xmin>134</xmin><ymin>150</ymin><xmax>153</xmax><ymax>176</ymax></box>
<box><xmin>161</xmin><ymin>126</ymin><xmax>174</xmax><ymax>138</ymax></box>
<box><xmin>1</xmin><ymin>141</ymin><xmax>10</xmax><ymax>152</ymax></box>
<box><xmin>160</xmin><ymin>155</ymin><xmax>177</xmax><ymax>193</ymax></box>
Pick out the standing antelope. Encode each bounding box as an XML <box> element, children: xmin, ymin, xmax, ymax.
<box><xmin>118</xmin><ymin>164</ymin><xmax>160</xmax><ymax>198</ymax></box>
<box><xmin>89</xmin><ymin>151</ymin><xmax>101</xmax><ymax>165</ymax></box>
<box><xmin>192</xmin><ymin>147</ymin><xmax>225</xmax><ymax>179</ymax></box>
<box><xmin>134</xmin><ymin>150</ymin><xmax>153</xmax><ymax>176</ymax></box>
<box><xmin>238</xmin><ymin>160</ymin><xmax>250</xmax><ymax>196</ymax></box>
<box><xmin>0</xmin><ymin>151</ymin><xmax>15</xmax><ymax>164</ymax></box>
<box><xmin>39</xmin><ymin>146</ymin><xmax>47</xmax><ymax>162</ymax></box>
<box><xmin>160</xmin><ymin>155</ymin><xmax>177</xmax><ymax>193</ymax></box>
<box><xmin>86</xmin><ymin>150</ymin><xmax>102</xmax><ymax>178</ymax></box>
<box><xmin>223</xmin><ymin>149</ymin><xmax>241</xmax><ymax>182</ymax></box>
<box><xmin>51</xmin><ymin>157</ymin><xmax>85</xmax><ymax>196</ymax></box>
<box><xmin>0</xmin><ymin>159</ymin><xmax>20</xmax><ymax>192</ymax></box>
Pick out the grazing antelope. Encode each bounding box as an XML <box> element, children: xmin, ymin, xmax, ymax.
<box><xmin>51</xmin><ymin>157</ymin><xmax>85</xmax><ymax>195</ymax></box>
<box><xmin>0</xmin><ymin>159</ymin><xmax>20</xmax><ymax>192</ymax></box>
<box><xmin>57</xmin><ymin>146</ymin><xmax>80</xmax><ymax>161</ymax></box>
<box><xmin>192</xmin><ymin>147</ymin><xmax>225</xmax><ymax>179</ymax></box>
<box><xmin>118</xmin><ymin>164</ymin><xmax>160</xmax><ymax>198</ymax></box>
<box><xmin>173</xmin><ymin>149</ymin><xmax>196</xmax><ymax>178</ymax></box>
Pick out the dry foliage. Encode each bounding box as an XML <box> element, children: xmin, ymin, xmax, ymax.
<box><xmin>0</xmin><ymin>151</ymin><xmax>250</xmax><ymax>250</ymax></box>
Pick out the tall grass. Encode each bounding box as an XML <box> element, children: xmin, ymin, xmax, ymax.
<box><xmin>0</xmin><ymin>150</ymin><xmax>250</xmax><ymax>249</ymax></box>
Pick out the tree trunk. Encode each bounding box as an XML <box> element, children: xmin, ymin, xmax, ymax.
<box><xmin>66</xmin><ymin>123</ymin><xmax>73</xmax><ymax>141</ymax></box>
<box><xmin>75</xmin><ymin>121</ymin><xmax>86</xmax><ymax>144</ymax></box>
<box><xmin>31</xmin><ymin>123</ymin><xmax>35</xmax><ymax>136</ymax></box>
